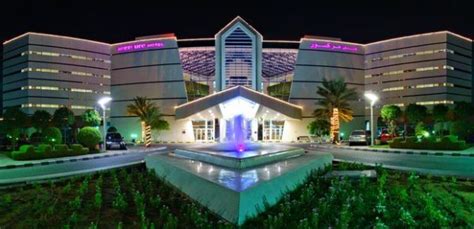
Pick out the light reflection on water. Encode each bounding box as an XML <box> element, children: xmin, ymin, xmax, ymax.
<box><xmin>187</xmin><ymin>156</ymin><xmax>286</xmax><ymax>191</ymax></box>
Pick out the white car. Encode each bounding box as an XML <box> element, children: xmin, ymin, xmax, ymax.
<box><xmin>348</xmin><ymin>130</ymin><xmax>370</xmax><ymax>146</ymax></box>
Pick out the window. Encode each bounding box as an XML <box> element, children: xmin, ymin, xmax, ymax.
<box><xmin>22</xmin><ymin>51</ymin><xmax>111</xmax><ymax>64</ymax></box>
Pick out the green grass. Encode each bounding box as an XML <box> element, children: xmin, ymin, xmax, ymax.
<box><xmin>0</xmin><ymin>164</ymin><xmax>473</xmax><ymax>228</ymax></box>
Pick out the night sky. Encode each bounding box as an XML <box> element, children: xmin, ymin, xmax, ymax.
<box><xmin>1</xmin><ymin>1</ymin><xmax>472</xmax><ymax>45</ymax></box>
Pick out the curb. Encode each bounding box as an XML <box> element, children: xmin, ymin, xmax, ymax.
<box><xmin>310</xmin><ymin>144</ymin><xmax>474</xmax><ymax>157</ymax></box>
<box><xmin>0</xmin><ymin>147</ymin><xmax>166</xmax><ymax>170</ymax></box>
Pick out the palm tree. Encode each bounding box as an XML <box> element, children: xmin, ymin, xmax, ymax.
<box><xmin>313</xmin><ymin>78</ymin><xmax>358</xmax><ymax>144</ymax></box>
<box><xmin>127</xmin><ymin>97</ymin><xmax>169</xmax><ymax>147</ymax></box>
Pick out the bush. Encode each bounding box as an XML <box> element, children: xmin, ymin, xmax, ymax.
<box><xmin>389</xmin><ymin>135</ymin><xmax>468</xmax><ymax>150</ymax></box>
<box><xmin>43</xmin><ymin>127</ymin><xmax>63</xmax><ymax>145</ymax></box>
<box><xmin>37</xmin><ymin>144</ymin><xmax>52</xmax><ymax>154</ymax></box>
<box><xmin>77</xmin><ymin>127</ymin><xmax>102</xmax><ymax>151</ymax></box>
<box><xmin>54</xmin><ymin>144</ymin><xmax>69</xmax><ymax>155</ymax></box>
<box><xmin>10</xmin><ymin>143</ymin><xmax>91</xmax><ymax>161</ymax></box>
<box><xmin>71</xmin><ymin>144</ymin><xmax>89</xmax><ymax>155</ymax></box>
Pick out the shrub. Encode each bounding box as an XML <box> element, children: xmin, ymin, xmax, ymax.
<box><xmin>54</xmin><ymin>144</ymin><xmax>69</xmax><ymax>155</ymax></box>
<box><xmin>71</xmin><ymin>144</ymin><xmax>89</xmax><ymax>155</ymax></box>
<box><xmin>389</xmin><ymin>135</ymin><xmax>468</xmax><ymax>150</ymax></box>
<box><xmin>77</xmin><ymin>127</ymin><xmax>102</xmax><ymax>151</ymax></box>
<box><xmin>43</xmin><ymin>127</ymin><xmax>63</xmax><ymax>145</ymax></box>
<box><xmin>11</xmin><ymin>145</ymin><xmax>37</xmax><ymax>160</ymax></box>
<box><xmin>37</xmin><ymin>144</ymin><xmax>52</xmax><ymax>154</ymax></box>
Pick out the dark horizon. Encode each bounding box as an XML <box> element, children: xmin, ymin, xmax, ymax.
<box><xmin>1</xmin><ymin>1</ymin><xmax>472</xmax><ymax>45</ymax></box>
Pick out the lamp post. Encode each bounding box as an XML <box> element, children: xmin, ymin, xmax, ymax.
<box><xmin>364</xmin><ymin>92</ymin><xmax>378</xmax><ymax>146</ymax></box>
<box><xmin>98</xmin><ymin>97</ymin><xmax>112</xmax><ymax>151</ymax></box>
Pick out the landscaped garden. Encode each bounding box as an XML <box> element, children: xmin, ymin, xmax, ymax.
<box><xmin>0</xmin><ymin>107</ymin><xmax>105</xmax><ymax>160</ymax></box>
<box><xmin>1</xmin><ymin>163</ymin><xmax>472</xmax><ymax>228</ymax></box>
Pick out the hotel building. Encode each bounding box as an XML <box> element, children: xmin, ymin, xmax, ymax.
<box><xmin>2</xmin><ymin>17</ymin><xmax>473</xmax><ymax>142</ymax></box>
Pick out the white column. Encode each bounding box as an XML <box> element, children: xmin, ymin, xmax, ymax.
<box><xmin>204</xmin><ymin>119</ymin><xmax>208</xmax><ymax>142</ymax></box>
<box><xmin>269</xmin><ymin>119</ymin><xmax>273</xmax><ymax>141</ymax></box>
<box><xmin>219</xmin><ymin>119</ymin><xmax>226</xmax><ymax>142</ymax></box>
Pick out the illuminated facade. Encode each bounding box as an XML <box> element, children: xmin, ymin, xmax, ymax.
<box><xmin>2</xmin><ymin>17</ymin><xmax>473</xmax><ymax>142</ymax></box>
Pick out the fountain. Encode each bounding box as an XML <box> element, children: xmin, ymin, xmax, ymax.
<box><xmin>145</xmin><ymin>113</ymin><xmax>333</xmax><ymax>225</ymax></box>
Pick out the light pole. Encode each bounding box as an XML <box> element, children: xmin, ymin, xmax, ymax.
<box><xmin>98</xmin><ymin>97</ymin><xmax>112</xmax><ymax>151</ymax></box>
<box><xmin>364</xmin><ymin>92</ymin><xmax>378</xmax><ymax>146</ymax></box>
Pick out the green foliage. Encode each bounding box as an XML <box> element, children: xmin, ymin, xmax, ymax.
<box><xmin>380</xmin><ymin>105</ymin><xmax>402</xmax><ymax>135</ymax></box>
<box><xmin>1</xmin><ymin>167</ymin><xmax>473</xmax><ymax>228</ymax></box>
<box><xmin>31</xmin><ymin>110</ymin><xmax>52</xmax><ymax>132</ymax></box>
<box><xmin>389</xmin><ymin>135</ymin><xmax>468</xmax><ymax>150</ymax></box>
<box><xmin>450</xmin><ymin>120</ymin><xmax>473</xmax><ymax>141</ymax></box>
<box><xmin>405</xmin><ymin>104</ymin><xmax>427</xmax><ymax>125</ymax></box>
<box><xmin>70</xmin><ymin>144</ymin><xmax>89</xmax><ymax>155</ymax></box>
<box><xmin>81</xmin><ymin>109</ymin><xmax>101</xmax><ymax>127</ymax></box>
<box><xmin>3</xmin><ymin>107</ymin><xmax>30</xmax><ymax>130</ymax></box>
<box><xmin>107</xmin><ymin>126</ymin><xmax>118</xmax><ymax>133</ymax></box>
<box><xmin>432</xmin><ymin>104</ymin><xmax>449</xmax><ymax>122</ymax></box>
<box><xmin>52</xmin><ymin>107</ymin><xmax>75</xmax><ymax>128</ymax></box>
<box><xmin>307</xmin><ymin>119</ymin><xmax>330</xmax><ymax>136</ymax></box>
<box><xmin>313</xmin><ymin>78</ymin><xmax>358</xmax><ymax>122</ymax></box>
<box><xmin>43</xmin><ymin>127</ymin><xmax>62</xmax><ymax>145</ymax></box>
<box><xmin>415</xmin><ymin>122</ymin><xmax>427</xmax><ymax>137</ymax></box>
<box><xmin>267</xmin><ymin>82</ymin><xmax>292</xmax><ymax>101</ymax></box>
<box><xmin>77</xmin><ymin>127</ymin><xmax>102</xmax><ymax>150</ymax></box>
<box><xmin>10</xmin><ymin>143</ymin><xmax>90</xmax><ymax>160</ymax></box>
<box><xmin>453</xmin><ymin>101</ymin><xmax>473</xmax><ymax>120</ymax></box>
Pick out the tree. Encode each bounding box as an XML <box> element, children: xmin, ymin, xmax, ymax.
<box><xmin>2</xmin><ymin>107</ymin><xmax>30</xmax><ymax>150</ymax></box>
<box><xmin>81</xmin><ymin>109</ymin><xmax>101</xmax><ymax>127</ymax></box>
<box><xmin>77</xmin><ymin>127</ymin><xmax>102</xmax><ymax>151</ymax></box>
<box><xmin>313</xmin><ymin>78</ymin><xmax>357</xmax><ymax>144</ymax></box>
<box><xmin>127</xmin><ymin>97</ymin><xmax>169</xmax><ymax>147</ymax></box>
<box><xmin>405</xmin><ymin>104</ymin><xmax>427</xmax><ymax>125</ymax></box>
<box><xmin>31</xmin><ymin>110</ymin><xmax>52</xmax><ymax>133</ymax></box>
<box><xmin>43</xmin><ymin>127</ymin><xmax>62</xmax><ymax>146</ymax></box>
<box><xmin>380</xmin><ymin>105</ymin><xmax>402</xmax><ymax>135</ymax></box>
<box><xmin>307</xmin><ymin>119</ymin><xmax>330</xmax><ymax>137</ymax></box>
<box><xmin>52</xmin><ymin>107</ymin><xmax>75</xmax><ymax>143</ymax></box>
<box><xmin>432</xmin><ymin>104</ymin><xmax>449</xmax><ymax>137</ymax></box>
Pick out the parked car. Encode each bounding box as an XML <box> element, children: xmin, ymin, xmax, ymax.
<box><xmin>348</xmin><ymin>130</ymin><xmax>370</xmax><ymax>146</ymax></box>
<box><xmin>106</xmin><ymin>132</ymin><xmax>127</xmax><ymax>150</ymax></box>
<box><xmin>379</xmin><ymin>129</ymin><xmax>396</xmax><ymax>143</ymax></box>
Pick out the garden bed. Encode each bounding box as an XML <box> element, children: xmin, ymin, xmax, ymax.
<box><xmin>9</xmin><ymin>144</ymin><xmax>93</xmax><ymax>161</ymax></box>
<box><xmin>0</xmin><ymin>164</ymin><xmax>473</xmax><ymax>228</ymax></box>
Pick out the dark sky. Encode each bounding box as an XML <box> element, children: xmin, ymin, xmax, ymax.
<box><xmin>1</xmin><ymin>0</ymin><xmax>472</xmax><ymax>45</ymax></box>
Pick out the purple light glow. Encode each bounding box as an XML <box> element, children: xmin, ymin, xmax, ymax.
<box><xmin>310</xmin><ymin>42</ymin><xmax>358</xmax><ymax>52</ymax></box>
<box><xmin>116</xmin><ymin>42</ymin><xmax>165</xmax><ymax>53</ymax></box>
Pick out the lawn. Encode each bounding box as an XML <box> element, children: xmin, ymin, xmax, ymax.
<box><xmin>0</xmin><ymin>163</ymin><xmax>473</xmax><ymax>228</ymax></box>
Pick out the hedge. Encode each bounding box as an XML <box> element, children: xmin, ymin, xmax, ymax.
<box><xmin>11</xmin><ymin>144</ymin><xmax>90</xmax><ymax>160</ymax></box>
<box><xmin>389</xmin><ymin>135</ymin><xmax>468</xmax><ymax>150</ymax></box>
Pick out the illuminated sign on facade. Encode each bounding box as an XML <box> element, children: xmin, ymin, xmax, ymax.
<box><xmin>116</xmin><ymin>42</ymin><xmax>165</xmax><ymax>53</ymax></box>
<box><xmin>310</xmin><ymin>42</ymin><xmax>358</xmax><ymax>52</ymax></box>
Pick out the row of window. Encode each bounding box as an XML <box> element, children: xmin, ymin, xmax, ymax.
<box><xmin>365</xmin><ymin>65</ymin><xmax>454</xmax><ymax>79</ymax></box>
<box><xmin>21</xmin><ymin>103</ymin><xmax>93</xmax><ymax>110</ymax></box>
<box><xmin>21</xmin><ymin>68</ymin><xmax>111</xmax><ymax>79</ymax></box>
<box><xmin>366</xmin><ymin>49</ymin><xmax>454</xmax><ymax>63</ymax></box>
<box><xmin>381</xmin><ymin>83</ymin><xmax>454</xmax><ymax>92</ymax></box>
<box><xmin>21</xmin><ymin>85</ymin><xmax>110</xmax><ymax>95</ymax></box>
<box><xmin>385</xmin><ymin>100</ymin><xmax>454</xmax><ymax>107</ymax></box>
<box><xmin>21</xmin><ymin>51</ymin><xmax>111</xmax><ymax>64</ymax></box>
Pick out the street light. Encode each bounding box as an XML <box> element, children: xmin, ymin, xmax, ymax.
<box><xmin>364</xmin><ymin>92</ymin><xmax>378</xmax><ymax>146</ymax></box>
<box><xmin>98</xmin><ymin>97</ymin><xmax>112</xmax><ymax>151</ymax></box>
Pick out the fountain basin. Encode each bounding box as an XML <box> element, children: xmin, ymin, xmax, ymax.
<box><xmin>174</xmin><ymin>144</ymin><xmax>304</xmax><ymax>169</ymax></box>
<box><xmin>145</xmin><ymin>151</ymin><xmax>333</xmax><ymax>225</ymax></box>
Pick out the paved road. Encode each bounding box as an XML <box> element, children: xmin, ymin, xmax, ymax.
<box><xmin>310</xmin><ymin>145</ymin><xmax>474</xmax><ymax>178</ymax></box>
<box><xmin>0</xmin><ymin>147</ymin><xmax>169</xmax><ymax>186</ymax></box>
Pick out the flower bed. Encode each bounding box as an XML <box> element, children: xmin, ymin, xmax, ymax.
<box><xmin>0</xmin><ymin>164</ymin><xmax>473</xmax><ymax>227</ymax></box>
